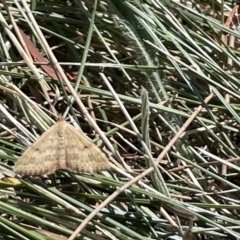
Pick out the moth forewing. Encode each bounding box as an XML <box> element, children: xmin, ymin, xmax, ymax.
<box><xmin>14</xmin><ymin>117</ymin><xmax>110</xmax><ymax>176</ymax></box>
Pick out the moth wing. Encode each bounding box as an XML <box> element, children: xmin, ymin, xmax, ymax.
<box><xmin>63</xmin><ymin>124</ymin><xmax>110</xmax><ymax>173</ymax></box>
<box><xmin>14</xmin><ymin>124</ymin><xmax>60</xmax><ymax>176</ymax></box>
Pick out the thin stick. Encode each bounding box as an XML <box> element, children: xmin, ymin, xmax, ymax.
<box><xmin>67</xmin><ymin>93</ymin><xmax>214</xmax><ymax>240</ymax></box>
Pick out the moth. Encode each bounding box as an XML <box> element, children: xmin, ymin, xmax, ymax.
<box><xmin>14</xmin><ymin>116</ymin><xmax>110</xmax><ymax>175</ymax></box>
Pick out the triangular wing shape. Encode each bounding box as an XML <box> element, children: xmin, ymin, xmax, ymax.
<box><xmin>14</xmin><ymin>117</ymin><xmax>110</xmax><ymax>176</ymax></box>
<box><xmin>59</xmin><ymin>122</ymin><xmax>110</xmax><ymax>173</ymax></box>
<box><xmin>14</xmin><ymin>123</ymin><xmax>60</xmax><ymax>176</ymax></box>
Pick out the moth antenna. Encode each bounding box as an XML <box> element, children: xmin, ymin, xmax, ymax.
<box><xmin>57</xmin><ymin>114</ymin><xmax>64</xmax><ymax>122</ymax></box>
